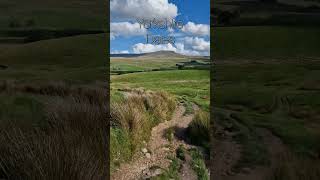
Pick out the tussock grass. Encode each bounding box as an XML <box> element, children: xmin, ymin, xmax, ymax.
<box><xmin>110</xmin><ymin>89</ymin><xmax>176</xmax><ymax>172</ymax></box>
<box><xmin>188</xmin><ymin>110</ymin><xmax>210</xmax><ymax>150</ymax></box>
<box><xmin>0</xmin><ymin>80</ymin><xmax>107</xmax><ymax>105</ymax></box>
<box><xmin>0</xmin><ymin>85</ymin><xmax>108</xmax><ymax>179</ymax></box>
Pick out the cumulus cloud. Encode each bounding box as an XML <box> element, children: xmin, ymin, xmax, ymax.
<box><xmin>132</xmin><ymin>43</ymin><xmax>176</xmax><ymax>54</ymax></box>
<box><xmin>111</xmin><ymin>0</ymin><xmax>178</xmax><ymax>19</ymax></box>
<box><xmin>184</xmin><ymin>37</ymin><xmax>210</xmax><ymax>52</ymax></box>
<box><xmin>131</xmin><ymin>36</ymin><xmax>210</xmax><ymax>56</ymax></box>
<box><xmin>175</xmin><ymin>43</ymin><xmax>202</xmax><ymax>56</ymax></box>
<box><xmin>182</xmin><ymin>22</ymin><xmax>210</xmax><ymax>36</ymax></box>
<box><xmin>111</xmin><ymin>50</ymin><xmax>130</xmax><ymax>54</ymax></box>
<box><xmin>111</xmin><ymin>22</ymin><xmax>147</xmax><ymax>39</ymax></box>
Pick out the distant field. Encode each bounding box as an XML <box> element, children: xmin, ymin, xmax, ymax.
<box><xmin>0</xmin><ymin>0</ymin><xmax>107</xmax><ymax>29</ymax></box>
<box><xmin>111</xmin><ymin>56</ymin><xmax>210</xmax><ymax>73</ymax></box>
<box><xmin>214</xmin><ymin>26</ymin><xmax>320</xmax><ymax>60</ymax></box>
<box><xmin>214</xmin><ymin>0</ymin><xmax>320</xmax><ymax>26</ymax></box>
<box><xmin>111</xmin><ymin>58</ymin><xmax>185</xmax><ymax>72</ymax></box>
<box><xmin>0</xmin><ymin>33</ymin><xmax>107</xmax><ymax>82</ymax></box>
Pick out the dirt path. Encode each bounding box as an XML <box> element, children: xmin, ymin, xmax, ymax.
<box><xmin>111</xmin><ymin>105</ymin><xmax>198</xmax><ymax>180</ymax></box>
<box><xmin>212</xmin><ymin>128</ymin><xmax>286</xmax><ymax>180</ymax></box>
<box><xmin>212</xmin><ymin>109</ymin><xmax>287</xmax><ymax>180</ymax></box>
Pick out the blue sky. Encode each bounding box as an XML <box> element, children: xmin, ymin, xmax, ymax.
<box><xmin>110</xmin><ymin>0</ymin><xmax>210</xmax><ymax>56</ymax></box>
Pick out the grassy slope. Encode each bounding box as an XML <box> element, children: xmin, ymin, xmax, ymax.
<box><xmin>111</xmin><ymin>70</ymin><xmax>210</xmax><ymax>110</ymax></box>
<box><xmin>214</xmin><ymin>26</ymin><xmax>320</xmax><ymax>60</ymax></box>
<box><xmin>0</xmin><ymin>33</ymin><xmax>107</xmax><ymax>83</ymax></box>
<box><xmin>0</xmin><ymin>32</ymin><xmax>107</xmax><ymax>134</ymax></box>
<box><xmin>0</xmin><ymin>0</ymin><xmax>107</xmax><ymax>29</ymax></box>
<box><xmin>214</xmin><ymin>26</ymin><xmax>320</xmax><ymax>168</ymax></box>
<box><xmin>111</xmin><ymin>57</ymin><xmax>186</xmax><ymax>71</ymax></box>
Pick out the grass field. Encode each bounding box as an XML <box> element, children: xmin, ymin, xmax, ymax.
<box><xmin>0</xmin><ymin>28</ymin><xmax>107</xmax><ymax>178</ymax></box>
<box><xmin>214</xmin><ymin>26</ymin><xmax>320</xmax><ymax>60</ymax></box>
<box><xmin>213</xmin><ymin>26</ymin><xmax>320</xmax><ymax>178</ymax></box>
<box><xmin>0</xmin><ymin>33</ymin><xmax>107</xmax><ymax>82</ymax></box>
<box><xmin>112</xmin><ymin>70</ymin><xmax>210</xmax><ymax>110</ymax></box>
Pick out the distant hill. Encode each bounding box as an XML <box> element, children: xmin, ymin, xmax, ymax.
<box><xmin>111</xmin><ymin>51</ymin><xmax>188</xmax><ymax>58</ymax></box>
<box><xmin>140</xmin><ymin>51</ymin><xmax>186</xmax><ymax>58</ymax></box>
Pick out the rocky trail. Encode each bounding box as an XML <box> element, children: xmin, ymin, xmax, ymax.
<box><xmin>111</xmin><ymin>105</ymin><xmax>203</xmax><ymax>180</ymax></box>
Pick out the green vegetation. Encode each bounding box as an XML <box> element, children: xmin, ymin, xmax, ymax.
<box><xmin>189</xmin><ymin>148</ymin><xmax>210</xmax><ymax>180</ymax></box>
<box><xmin>0</xmin><ymin>34</ymin><xmax>107</xmax><ymax>82</ymax></box>
<box><xmin>112</xmin><ymin>70</ymin><xmax>210</xmax><ymax>110</ymax></box>
<box><xmin>176</xmin><ymin>145</ymin><xmax>186</xmax><ymax>161</ymax></box>
<box><xmin>0</xmin><ymin>0</ymin><xmax>109</xmax><ymax>178</ymax></box>
<box><xmin>214</xmin><ymin>26</ymin><xmax>320</xmax><ymax>177</ymax></box>
<box><xmin>151</xmin><ymin>157</ymin><xmax>181</xmax><ymax>180</ymax></box>
<box><xmin>164</xmin><ymin>127</ymin><xmax>175</xmax><ymax>142</ymax></box>
<box><xmin>0</xmin><ymin>0</ymin><xmax>106</xmax><ymax>29</ymax></box>
<box><xmin>111</xmin><ymin>56</ymin><xmax>210</xmax><ymax>176</ymax></box>
<box><xmin>111</xmin><ymin>58</ymin><xmax>210</xmax><ymax>74</ymax></box>
<box><xmin>0</xmin><ymin>84</ymin><xmax>107</xmax><ymax>179</ymax></box>
<box><xmin>110</xmin><ymin>90</ymin><xmax>176</xmax><ymax>172</ymax></box>
<box><xmin>188</xmin><ymin>110</ymin><xmax>210</xmax><ymax>152</ymax></box>
<box><xmin>214</xmin><ymin>26</ymin><xmax>320</xmax><ymax>60</ymax></box>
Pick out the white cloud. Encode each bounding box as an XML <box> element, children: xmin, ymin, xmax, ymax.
<box><xmin>184</xmin><ymin>37</ymin><xmax>210</xmax><ymax>52</ymax></box>
<box><xmin>182</xmin><ymin>22</ymin><xmax>210</xmax><ymax>36</ymax></box>
<box><xmin>131</xmin><ymin>37</ymin><xmax>210</xmax><ymax>56</ymax></box>
<box><xmin>111</xmin><ymin>50</ymin><xmax>130</xmax><ymax>54</ymax></box>
<box><xmin>111</xmin><ymin>0</ymin><xmax>178</xmax><ymax>19</ymax></box>
<box><xmin>175</xmin><ymin>43</ymin><xmax>202</xmax><ymax>56</ymax></box>
<box><xmin>111</xmin><ymin>22</ymin><xmax>147</xmax><ymax>39</ymax></box>
<box><xmin>132</xmin><ymin>43</ymin><xmax>176</xmax><ymax>54</ymax></box>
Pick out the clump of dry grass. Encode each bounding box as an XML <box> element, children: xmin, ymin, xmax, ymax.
<box><xmin>0</xmin><ymin>80</ymin><xmax>108</xmax><ymax>105</ymax></box>
<box><xmin>0</xmin><ymin>88</ymin><xmax>108</xmax><ymax>179</ymax></box>
<box><xmin>268</xmin><ymin>152</ymin><xmax>320</xmax><ymax>180</ymax></box>
<box><xmin>110</xmin><ymin>89</ymin><xmax>176</xmax><ymax>169</ymax></box>
<box><xmin>187</xmin><ymin>109</ymin><xmax>210</xmax><ymax>150</ymax></box>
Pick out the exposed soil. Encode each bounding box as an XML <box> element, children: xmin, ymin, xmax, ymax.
<box><xmin>212</xmin><ymin>123</ymin><xmax>287</xmax><ymax>180</ymax></box>
<box><xmin>111</xmin><ymin>105</ymin><xmax>202</xmax><ymax>180</ymax></box>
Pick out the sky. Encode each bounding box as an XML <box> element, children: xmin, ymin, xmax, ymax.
<box><xmin>110</xmin><ymin>0</ymin><xmax>210</xmax><ymax>56</ymax></box>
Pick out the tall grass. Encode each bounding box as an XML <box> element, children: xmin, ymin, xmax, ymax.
<box><xmin>110</xmin><ymin>89</ymin><xmax>176</xmax><ymax>172</ymax></box>
<box><xmin>268</xmin><ymin>152</ymin><xmax>320</xmax><ymax>180</ymax></box>
<box><xmin>187</xmin><ymin>110</ymin><xmax>210</xmax><ymax>150</ymax></box>
<box><xmin>0</xmin><ymin>83</ymin><xmax>108</xmax><ymax>179</ymax></box>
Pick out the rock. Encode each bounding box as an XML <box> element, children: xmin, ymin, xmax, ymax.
<box><xmin>142</xmin><ymin>148</ymin><xmax>148</xmax><ymax>154</ymax></box>
<box><xmin>146</xmin><ymin>153</ymin><xmax>151</xmax><ymax>159</ymax></box>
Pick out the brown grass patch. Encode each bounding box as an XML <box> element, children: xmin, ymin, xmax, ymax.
<box><xmin>0</xmin><ymin>83</ymin><xmax>108</xmax><ymax>179</ymax></box>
